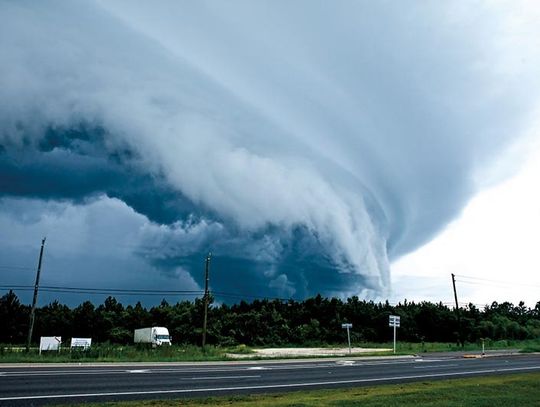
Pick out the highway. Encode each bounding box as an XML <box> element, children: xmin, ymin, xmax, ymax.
<box><xmin>0</xmin><ymin>353</ymin><xmax>539</xmax><ymax>405</ymax></box>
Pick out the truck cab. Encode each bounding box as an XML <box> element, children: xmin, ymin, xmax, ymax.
<box><xmin>152</xmin><ymin>327</ymin><xmax>172</xmax><ymax>346</ymax></box>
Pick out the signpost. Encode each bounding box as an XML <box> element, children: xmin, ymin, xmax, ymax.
<box><xmin>341</xmin><ymin>323</ymin><xmax>353</xmax><ymax>354</ymax></box>
<box><xmin>39</xmin><ymin>336</ymin><xmax>61</xmax><ymax>354</ymax></box>
<box><xmin>70</xmin><ymin>338</ymin><xmax>92</xmax><ymax>350</ymax></box>
<box><xmin>389</xmin><ymin>315</ymin><xmax>400</xmax><ymax>354</ymax></box>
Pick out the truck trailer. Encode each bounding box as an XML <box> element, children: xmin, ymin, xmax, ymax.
<box><xmin>133</xmin><ymin>327</ymin><xmax>172</xmax><ymax>347</ymax></box>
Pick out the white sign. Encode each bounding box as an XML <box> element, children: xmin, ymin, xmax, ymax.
<box><xmin>389</xmin><ymin>315</ymin><xmax>401</xmax><ymax>354</ymax></box>
<box><xmin>341</xmin><ymin>323</ymin><xmax>353</xmax><ymax>354</ymax></box>
<box><xmin>39</xmin><ymin>336</ymin><xmax>61</xmax><ymax>353</ymax></box>
<box><xmin>70</xmin><ymin>338</ymin><xmax>92</xmax><ymax>349</ymax></box>
<box><xmin>389</xmin><ymin>315</ymin><xmax>401</xmax><ymax>327</ymax></box>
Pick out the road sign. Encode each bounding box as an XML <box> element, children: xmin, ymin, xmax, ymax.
<box><xmin>389</xmin><ymin>315</ymin><xmax>400</xmax><ymax>327</ymax></box>
<box><xmin>39</xmin><ymin>336</ymin><xmax>61</xmax><ymax>354</ymax></box>
<box><xmin>70</xmin><ymin>338</ymin><xmax>92</xmax><ymax>349</ymax></box>
<box><xmin>341</xmin><ymin>323</ymin><xmax>353</xmax><ymax>354</ymax></box>
<box><xmin>388</xmin><ymin>315</ymin><xmax>400</xmax><ymax>354</ymax></box>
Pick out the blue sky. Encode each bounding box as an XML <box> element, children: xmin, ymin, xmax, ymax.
<box><xmin>0</xmin><ymin>1</ymin><xmax>539</xmax><ymax>306</ymax></box>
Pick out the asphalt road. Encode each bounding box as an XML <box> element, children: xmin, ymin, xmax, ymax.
<box><xmin>0</xmin><ymin>353</ymin><xmax>539</xmax><ymax>406</ymax></box>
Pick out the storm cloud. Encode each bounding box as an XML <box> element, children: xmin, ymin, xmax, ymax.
<box><xmin>0</xmin><ymin>1</ymin><xmax>538</xmax><ymax>302</ymax></box>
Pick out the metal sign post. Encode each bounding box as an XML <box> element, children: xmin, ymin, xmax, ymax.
<box><xmin>388</xmin><ymin>315</ymin><xmax>400</xmax><ymax>354</ymax></box>
<box><xmin>341</xmin><ymin>323</ymin><xmax>353</xmax><ymax>354</ymax></box>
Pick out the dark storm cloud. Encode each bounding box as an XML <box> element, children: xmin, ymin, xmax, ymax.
<box><xmin>0</xmin><ymin>0</ymin><xmax>538</xmax><ymax>301</ymax></box>
<box><xmin>0</xmin><ymin>124</ymin><xmax>201</xmax><ymax>224</ymax></box>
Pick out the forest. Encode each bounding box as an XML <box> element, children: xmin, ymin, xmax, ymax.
<box><xmin>1</xmin><ymin>290</ymin><xmax>539</xmax><ymax>346</ymax></box>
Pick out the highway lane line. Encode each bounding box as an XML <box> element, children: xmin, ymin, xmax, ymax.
<box><xmin>0</xmin><ymin>357</ymin><xmax>519</xmax><ymax>378</ymax></box>
<box><xmin>191</xmin><ymin>375</ymin><xmax>261</xmax><ymax>380</ymax></box>
<box><xmin>0</xmin><ymin>365</ymin><xmax>539</xmax><ymax>401</ymax></box>
<box><xmin>413</xmin><ymin>364</ymin><xmax>458</xmax><ymax>369</ymax></box>
<box><xmin>0</xmin><ymin>359</ymin><xmax>420</xmax><ymax>377</ymax></box>
<box><xmin>0</xmin><ymin>367</ymin><xmax>253</xmax><ymax>377</ymax></box>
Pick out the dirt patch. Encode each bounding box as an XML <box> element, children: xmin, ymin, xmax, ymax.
<box><xmin>228</xmin><ymin>347</ymin><xmax>392</xmax><ymax>358</ymax></box>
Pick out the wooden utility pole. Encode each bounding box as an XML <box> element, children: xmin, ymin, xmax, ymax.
<box><xmin>26</xmin><ymin>237</ymin><xmax>46</xmax><ymax>352</ymax></box>
<box><xmin>451</xmin><ymin>273</ymin><xmax>463</xmax><ymax>347</ymax></box>
<box><xmin>201</xmin><ymin>252</ymin><xmax>211</xmax><ymax>348</ymax></box>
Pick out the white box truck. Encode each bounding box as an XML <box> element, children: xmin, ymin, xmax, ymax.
<box><xmin>134</xmin><ymin>327</ymin><xmax>172</xmax><ymax>347</ymax></box>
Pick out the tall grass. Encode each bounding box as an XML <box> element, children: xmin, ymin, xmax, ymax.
<box><xmin>0</xmin><ymin>339</ymin><xmax>537</xmax><ymax>363</ymax></box>
<box><xmin>0</xmin><ymin>344</ymin><xmax>232</xmax><ymax>363</ymax></box>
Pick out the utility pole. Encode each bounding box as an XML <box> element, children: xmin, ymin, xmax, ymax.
<box><xmin>26</xmin><ymin>237</ymin><xmax>46</xmax><ymax>352</ymax></box>
<box><xmin>201</xmin><ymin>252</ymin><xmax>211</xmax><ymax>348</ymax></box>
<box><xmin>451</xmin><ymin>273</ymin><xmax>463</xmax><ymax>347</ymax></box>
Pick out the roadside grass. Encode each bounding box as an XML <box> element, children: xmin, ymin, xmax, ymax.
<box><xmin>0</xmin><ymin>339</ymin><xmax>537</xmax><ymax>363</ymax></box>
<box><xmin>0</xmin><ymin>344</ymin><xmax>232</xmax><ymax>363</ymax></box>
<box><xmin>56</xmin><ymin>372</ymin><xmax>540</xmax><ymax>407</ymax></box>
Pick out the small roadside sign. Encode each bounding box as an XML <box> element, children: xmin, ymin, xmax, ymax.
<box><xmin>388</xmin><ymin>315</ymin><xmax>400</xmax><ymax>354</ymax></box>
<box><xmin>39</xmin><ymin>336</ymin><xmax>61</xmax><ymax>354</ymax></box>
<box><xmin>341</xmin><ymin>323</ymin><xmax>353</xmax><ymax>354</ymax></box>
<box><xmin>70</xmin><ymin>338</ymin><xmax>92</xmax><ymax>349</ymax></box>
<box><xmin>389</xmin><ymin>315</ymin><xmax>400</xmax><ymax>327</ymax></box>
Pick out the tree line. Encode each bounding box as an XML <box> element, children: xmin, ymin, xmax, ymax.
<box><xmin>1</xmin><ymin>290</ymin><xmax>539</xmax><ymax>346</ymax></box>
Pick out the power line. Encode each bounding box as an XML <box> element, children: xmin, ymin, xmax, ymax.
<box><xmin>0</xmin><ymin>265</ymin><xmax>35</xmax><ymax>271</ymax></box>
<box><xmin>0</xmin><ymin>285</ymin><xmax>203</xmax><ymax>296</ymax></box>
<box><xmin>455</xmin><ymin>274</ymin><xmax>540</xmax><ymax>289</ymax></box>
<box><xmin>213</xmin><ymin>291</ymin><xmax>299</xmax><ymax>302</ymax></box>
<box><xmin>41</xmin><ymin>286</ymin><xmax>202</xmax><ymax>294</ymax></box>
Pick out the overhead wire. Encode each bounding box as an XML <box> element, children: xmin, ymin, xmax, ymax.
<box><xmin>0</xmin><ymin>284</ymin><xmax>204</xmax><ymax>296</ymax></box>
<box><xmin>454</xmin><ymin>274</ymin><xmax>540</xmax><ymax>289</ymax></box>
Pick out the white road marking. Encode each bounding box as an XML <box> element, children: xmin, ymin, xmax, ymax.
<box><xmin>0</xmin><ymin>365</ymin><xmax>538</xmax><ymax>401</ymax></box>
<box><xmin>0</xmin><ymin>367</ymin><xmax>249</xmax><ymax>377</ymax></box>
<box><xmin>335</xmin><ymin>361</ymin><xmax>355</xmax><ymax>366</ymax></box>
<box><xmin>191</xmin><ymin>375</ymin><xmax>260</xmax><ymax>380</ymax></box>
<box><xmin>0</xmin><ymin>370</ymin><xmax>129</xmax><ymax>377</ymax></box>
<box><xmin>126</xmin><ymin>370</ymin><xmax>150</xmax><ymax>373</ymax></box>
<box><xmin>415</xmin><ymin>358</ymin><xmax>448</xmax><ymax>362</ymax></box>
<box><xmin>0</xmin><ymin>359</ymin><xmax>421</xmax><ymax>378</ymax></box>
<box><xmin>414</xmin><ymin>364</ymin><xmax>458</xmax><ymax>369</ymax></box>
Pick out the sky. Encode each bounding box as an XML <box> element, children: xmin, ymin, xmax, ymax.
<box><xmin>0</xmin><ymin>1</ymin><xmax>539</xmax><ymax>307</ymax></box>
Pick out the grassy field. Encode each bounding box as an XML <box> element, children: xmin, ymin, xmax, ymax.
<box><xmin>0</xmin><ymin>344</ymin><xmax>238</xmax><ymax>363</ymax></box>
<box><xmin>0</xmin><ymin>339</ymin><xmax>537</xmax><ymax>363</ymax></box>
<box><xmin>56</xmin><ymin>372</ymin><xmax>540</xmax><ymax>407</ymax></box>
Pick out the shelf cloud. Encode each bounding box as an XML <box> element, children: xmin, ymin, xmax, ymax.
<box><xmin>1</xmin><ymin>1</ymin><xmax>538</xmax><ymax>301</ymax></box>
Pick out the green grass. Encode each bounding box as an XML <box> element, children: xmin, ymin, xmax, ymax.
<box><xmin>55</xmin><ymin>372</ymin><xmax>540</xmax><ymax>407</ymax></box>
<box><xmin>521</xmin><ymin>344</ymin><xmax>540</xmax><ymax>353</ymax></box>
<box><xmin>384</xmin><ymin>338</ymin><xmax>540</xmax><ymax>354</ymax></box>
<box><xmin>1</xmin><ymin>339</ymin><xmax>537</xmax><ymax>363</ymax></box>
<box><xmin>0</xmin><ymin>344</ymin><xmax>234</xmax><ymax>363</ymax></box>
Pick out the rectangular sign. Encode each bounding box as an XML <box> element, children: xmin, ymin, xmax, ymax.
<box><xmin>70</xmin><ymin>337</ymin><xmax>92</xmax><ymax>349</ymax></box>
<box><xmin>389</xmin><ymin>315</ymin><xmax>401</xmax><ymax>327</ymax></box>
<box><xmin>341</xmin><ymin>323</ymin><xmax>352</xmax><ymax>328</ymax></box>
<box><xmin>39</xmin><ymin>336</ymin><xmax>61</xmax><ymax>352</ymax></box>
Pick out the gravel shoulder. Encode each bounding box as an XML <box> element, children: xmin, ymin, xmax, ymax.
<box><xmin>228</xmin><ymin>346</ymin><xmax>392</xmax><ymax>358</ymax></box>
